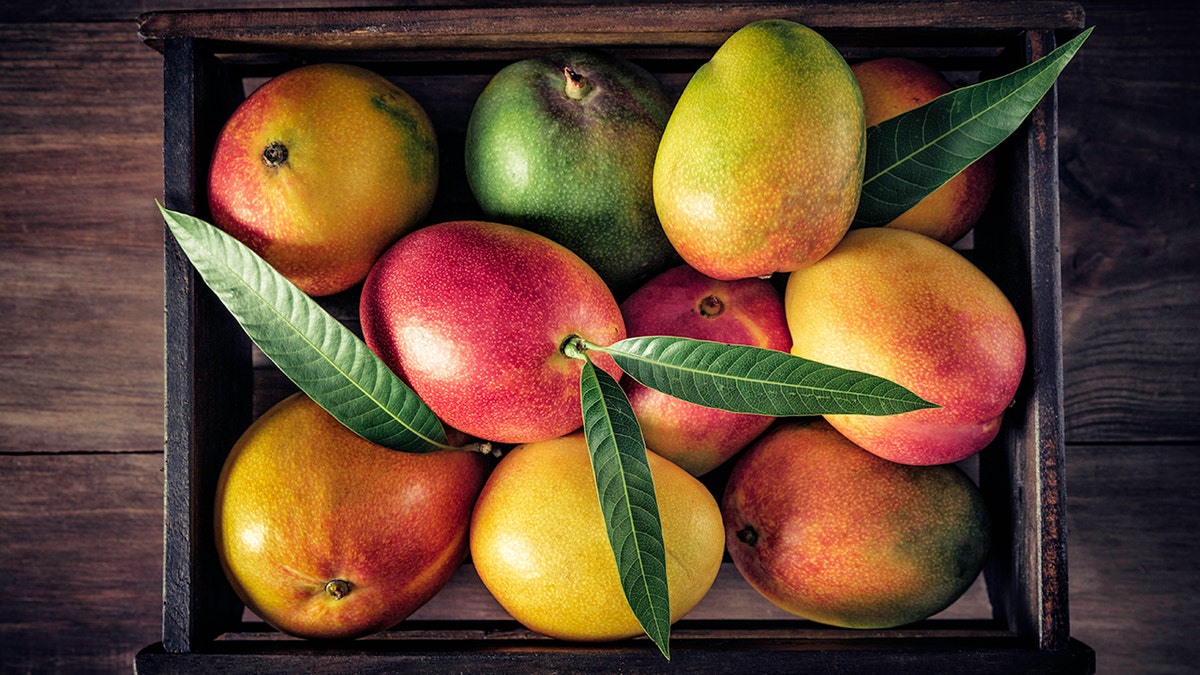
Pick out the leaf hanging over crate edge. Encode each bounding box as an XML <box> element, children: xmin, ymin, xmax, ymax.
<box><xmin>159</xmin><ymin>204</ymin><xmax>451</xmax><ymax>453</ymax></box>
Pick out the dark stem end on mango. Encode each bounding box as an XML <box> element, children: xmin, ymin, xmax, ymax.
<box><xmin>698</xmin><ymin>294</ymin><xmax>725</xmax><ymax>318</ymax></box>
<box><xmin>736</xmin><ymin>525</ymin><xmax>758</xmax><ymax>547</ymax></box>
<box><xmin>262</xmin><ymin>141</ymin><xmax>289</xmax><ymax>168</ymax></box>
<box><xmin>563</xmin><ymin>67</ymin><xmax>593</xmax><ymax>100</ymax></box>
<box><xmin>324</xmin><ymin>579</ymin><xmax>352</xmax><ymax>600</ymax></box>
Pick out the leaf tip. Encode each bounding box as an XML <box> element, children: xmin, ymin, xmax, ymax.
<box><xmin>655</xmin><ymin>637</ymin><xmax>671</xmax><ymax>661</ymax></box>
<box><xmin>155</xmin><ymin>199</ymin><xmax>178</xmax><ymax>220</ymax></box>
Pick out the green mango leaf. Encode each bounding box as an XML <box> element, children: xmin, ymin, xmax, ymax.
<box><xmin>158</xmin><ymin>204</ymin><xmax>451</xmax><ymax>453</ymax></box>
<box><xmin>577</xmin><ymin>355</ymin><xmax>671</xmax><ymax>660</ymax></box>
<box><xmin>590</xmin><ymin>335</ymin><xmax>938</xmax><ymax>416</ymax></box>
<box><xmin>853</xmin><ymin>27</ymin><xmax>1093</xmax><ymax>227</ymax></box>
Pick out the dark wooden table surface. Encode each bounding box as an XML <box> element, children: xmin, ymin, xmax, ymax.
<box><xmin>1</xmin><ymin>1</ymin><xmax>1195</xmax><ymax>673</ymax></box>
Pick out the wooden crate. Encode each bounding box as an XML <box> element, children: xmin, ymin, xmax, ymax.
<box><xmin>134</xmin><ymin>3</ymin><xmax>1095</xmax><ymax>672</ymax></box>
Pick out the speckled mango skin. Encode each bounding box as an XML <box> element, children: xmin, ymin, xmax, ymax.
<box><xmin>214</xmin><ymin>393</ymin><xmax>490</xmax><ymax>640</ymax></box>
<box><xmin>722</xmin><ymin>418</ymin><xmax>990</xmax><ymax>629</ymax></box>
<box><xmin>208</xmin><ymin>63</ymin><xmax>438</xmax><ymax>296</ymax></box>
<box><xmin>619</xmin><ymin>264</ymin><xmax>792</xmax><ymax>476</ymax></box>
<box><xmin>784</xmin><ymin>227</ymin><xmax>1026</xmax><ymax>465</ymax></box>
<box><xmin>470</xmin><ymin>432</ymin><xmax>725</xmax><ymax>642</ymax></box>
<box><xmin>852</xmin><ymin>57</ymin><xmax>995</xmax><ymax>244</ymax></box>
<box><xmin>465</xmin><ymin>49</ymin><xmax>678</xmax><ymax>298</ymax></box>
<box><xmin>359</xmin><ymin>221</ymin><xmax>625</xmax><ymax>445</ymax></box>
<box><xmin>653</xmin><ymin>20</ymin><xmax>865</xmax><ymax>281</ymax></box>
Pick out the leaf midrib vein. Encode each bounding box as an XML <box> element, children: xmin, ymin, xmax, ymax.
<box><xmin>585</xmin><ymin>361</ymin><xmax>668</xmax><ymax>648</ymax></box>
<box><xmin>610</xmin><ymin>339</ymin><xmax>913</xmax><ymax>404</ymax></box>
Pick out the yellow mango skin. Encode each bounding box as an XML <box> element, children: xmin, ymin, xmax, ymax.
<box><xmin>653</xmin><ymin>20</ymin><xmax>865</xmax><ymax>281</ymax></box>
<box><xmin>469</xmin><ymin>432</ymin><xmax>725</xmax><ymax>642</ymax></box>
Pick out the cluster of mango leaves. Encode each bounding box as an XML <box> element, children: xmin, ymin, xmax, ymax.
<box><xmin>159</xmin><ymin>27</ymin><xmax>1089</xmax><ymax>660</ymax></box>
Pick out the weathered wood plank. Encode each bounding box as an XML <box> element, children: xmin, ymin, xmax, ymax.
<box><xmin>0</xmin><ymin>0</ymin><xmax>603</xmax><ymax>24</ymax></box>
<box><xmin>133</xmin><ymin>2</ymin><xmax>1084</xmax><ymax>55</ymax></box>
<box><xmin>1057</xmin><ymin>3</ymin><xmax>1200</xmax><ymax>444</ymax></box>
<box><xmin>0</xmin><ymin>452</ymin><xmax>164</xmax><ymax>674</ymax></box>
<box><xmin>1065</xmin><ymin>443</ymin><xmax>1200</xmax><ymax>674</ymax></box>
<box><xmin>0</xmin><ymin>22</ymin><xmax>167</xmax><ymax>453</ymax></box>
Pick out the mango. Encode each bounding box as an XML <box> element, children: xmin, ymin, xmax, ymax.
<box><xmin>851</xmin><ymin>57</ymin><xmax>996</xmax><ymax>244</ymax></box>
<box><xmin>208</xmin><ymin>63</ymin><xmax>438</xmax><ymax>296</ymax></box>
<box><xmin>215</xmin><ymin>393</ymin><xmax>490</xmax><ymax>640</ymax></box>
<box><xmin>470</xmin><ymin>432</ymin><xmax>724</xmax><ymax>642</ymax></box>
<box><xmin>784</xmin><ymin>227</ymin><xmax>1026</xmax><ymax>465</ymax></box>
<box><xmin>619</xmin><ymin>264</ymin><xmax>791</xmax><ymax>476</ymax></box>
<box><xmin>723</xmin><ymin>418</ymin><xmax>991</xmax><ymax>629</ymax></box>
<box><xmin>360</xmin><ymin>220</ymin><xmax>625</xmax><ymax>445</ymax></box>
<box><xmin>465</xmin><ymin>49</ymin><xmax>678</xmax><ymax>298</ymax></box>
<box><xmin>653</xmin><ymin>19</ymin><xmax>864</xmax><ymax>280</ymax></box>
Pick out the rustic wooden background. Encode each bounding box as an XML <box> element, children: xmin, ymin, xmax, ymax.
<box><xmin>1</xmin><ymin>1</ymin><xmax>1196</xmax><ymax>673</ymax></box>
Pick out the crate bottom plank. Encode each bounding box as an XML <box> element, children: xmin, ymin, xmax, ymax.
<box><xmin>135</xmin><ymin>634</ymin><xmax>1095</xmax><ymax>674</ymax></box>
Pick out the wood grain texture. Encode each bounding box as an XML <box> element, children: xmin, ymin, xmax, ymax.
<box><xmin>1057</xmin><ymin>2</ymin><xmax>1200</xmax><ymax>444</ymax></box>
<box><xmin>0</xmin><ymin>22</ymin><xmax>166</xmax><ymax>454</ymax></box>
<box><xmin>0</xmin><ymin>452</ymin><xmax>164</xmax><ymax>674</ymax></box>
<box><xmin>1065</xmin><ymin>444</ymin><xmax>1200</xmax><ymax>674</ymax></box>
<box><xmin>133</xmin><ymin>1</ymin><xmax>1084</xmax><ymax>53</ymax></box>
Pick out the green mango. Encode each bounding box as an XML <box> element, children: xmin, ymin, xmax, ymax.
<box><xmin>465</xmin><ymin>49</ymin><xmax>679</xmax><ymax>298</ymax></box>
<box><xmin>653</xmin><ymin>20</ymin><xmax>865</xmax><ymax>280</ymax></box>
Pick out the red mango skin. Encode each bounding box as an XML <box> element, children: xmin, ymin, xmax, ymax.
<box><xmin>619</xmin><ymin>264</ymin><xmax>792</xmax><ymax>475</ymax></box>
<box><xmin>653</xmin><ymin>19</ymin><xmax>864</xmax><ymax>281</ymax></box>
<box><xmin>360</xmin><ymin>221</ymin><xmax>626</xmax><ymax>445</ymax></box>
<box><xmin>208</xmin><ymin>63</ymin><xmax>438</xmax><ymax>296</ymax></box>
<box><xmin>784</xmin><ymin>227</ymin><xmax>1026</xmax><ymax>465</ymax></box>
<box><xmin>722</xmin><ymin>419</ymin><xmax>990</xmax><ymax>629</ymax></box>
<box><xmin>215</xmin><ymin>393</ymin><xmax>490</xmax><ymax>640</ymax></box>
<box><xmin>851</xmin><ymin>57</ymin><xmax>995</xmax><ymax>245</ymax></box>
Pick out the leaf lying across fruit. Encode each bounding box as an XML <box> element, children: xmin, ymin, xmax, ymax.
<box><xmin>159</xmin><ymin>204</ymin><xmax>451</xmax><ymax>454</ymax></box>
<box><xmin>587</xmin><ymin>335</ymin><xmax>939</xmax><ymax>417</ymax></box>
<box><xmin>853</xmin><ymin>27</ymin><xmax>1092</xmax><ymax>228</ymax></box>
<box><xmin>574</xmin><ymin>351</ymin><xmax>671</xmax><ymax>659</ymax></box>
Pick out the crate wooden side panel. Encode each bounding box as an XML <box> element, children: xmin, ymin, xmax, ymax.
<box><xmin>136</xmin><ymin>2</ymin><xmax>1085</xmax><ymax>52</ymax></box>
<box><xmin>974</xmin><ymin>29</ymin><xmax>1071</xmax><ymax>651</ymax></box>
<box><xmin>161</xmin><ymin>35</ymin><xmax>254</xmax><ymax>652</ymax></box>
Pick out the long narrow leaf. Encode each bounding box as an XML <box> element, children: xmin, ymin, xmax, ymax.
<box><xmin>593</xmin><ymin>336</ymin><xmax>938</xmax><ymax>417</ymax></box>
<box><xmin>159</xmin><ymin>204</ymin><xmax>449</xmax><ymax>453</ymax></box>
<box><xmin>578</xmin><ymin>357</ymin><xmax>671</xmax><ymax>659</ymax></box>
<box><xmin>854</xmin><ymin>27</ymin><xmax>1092</xmax><ymax>227</ymax></box>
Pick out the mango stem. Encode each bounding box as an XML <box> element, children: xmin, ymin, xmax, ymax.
<box><xmin>563</xmin><ymin>67</ymin><xmax>593</xmax><ymax>100</ymax></box>
<box><xmin>561</xmin><ymin>334</ymin><xmax>590</xmax><ymax>360</ymax></box>
<box><xmin>262</xmin><ymin>141</ymin><xmax>289</xmax><ymax>168</ymax></box>
<box><xmin>324</xmin><ymin>579</ymin><xmax>351</xmax><ymax>600</ymax></box>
